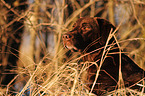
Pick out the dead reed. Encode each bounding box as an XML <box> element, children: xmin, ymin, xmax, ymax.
<box><xmin>0</xmin><ymin>0</ymin><xmax>145</xmax><ymax>95</ymax></box>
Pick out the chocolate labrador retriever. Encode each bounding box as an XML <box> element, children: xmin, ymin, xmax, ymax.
<box><xmin>62</xmin><ymin>17</ymin><xmax>144</xmax><ymax>95</ymax></box>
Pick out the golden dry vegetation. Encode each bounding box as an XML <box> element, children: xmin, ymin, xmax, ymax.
<box><xmin>0</xmin><ymin>0</ymin><xmax>145</xmax><ymax>95</ymax></box>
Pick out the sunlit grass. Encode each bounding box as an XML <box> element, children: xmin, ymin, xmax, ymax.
<box><xmin>0</xmin><ymin>0</ymin><xmax>145</xmax><ymax>96</ymax></box>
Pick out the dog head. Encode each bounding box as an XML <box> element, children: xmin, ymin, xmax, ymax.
<box><xmin>62</xmin><ymin>17</ymin><xmax>115</xmax><ymax>52</ymax></box>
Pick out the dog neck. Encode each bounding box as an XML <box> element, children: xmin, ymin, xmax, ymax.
<box><xmin>81</xmin><ymin>39</ymin><xmax>119</xmax><ymax>62</ymax></box>
<box><xmin>81</xmin><ymin>42</ymin><xmax>103</xmax><ymax>62</ymax></box>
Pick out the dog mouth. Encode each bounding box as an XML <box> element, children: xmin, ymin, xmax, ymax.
<box><xmin>63</xmin><ymin>41</ymin><xmax>78</xmax><ymax>52</ymax></box>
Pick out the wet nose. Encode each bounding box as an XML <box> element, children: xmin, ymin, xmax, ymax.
<box><xmin>62</xmin><ymin>34</ymin><xmax>71</xmax><ymax>40</ymax></box>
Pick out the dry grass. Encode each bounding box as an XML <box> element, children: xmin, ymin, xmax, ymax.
<box><xmin>0</xmin><ymin>0</ymin><xmax>145</xmax><ymax>95</ymax></box>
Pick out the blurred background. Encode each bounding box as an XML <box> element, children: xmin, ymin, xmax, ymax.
<box><xmin>0</xmin><ymin>0</ymin><xmax>145</xmax><ymax>95</ymax></box>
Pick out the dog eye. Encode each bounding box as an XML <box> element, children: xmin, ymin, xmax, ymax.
<box><xmin>81</xmin><ymin>26</ymin><xmax>91</xmax><ymax>31</ymax></box>
<box><xmin>85</xmin><ymin>26</ymin><xmax>91</xmax><ymax>30</ymax></box>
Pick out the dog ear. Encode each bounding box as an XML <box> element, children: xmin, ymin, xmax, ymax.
<box><xmin>94</xmin><ymin>17</ymin><xmax>116</xmax><ymax>45</ymax></box>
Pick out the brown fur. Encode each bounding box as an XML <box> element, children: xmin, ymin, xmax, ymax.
<box><xmin>62</xmin><ymin>17</ymin><xmax>144</xmax><ymax>95</ymax></box>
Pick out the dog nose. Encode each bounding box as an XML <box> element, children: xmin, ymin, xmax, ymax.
<box><xmin>63</xmin><ymin>34</ymin><xmax>71</xmax><ymax>40</ymax></box>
